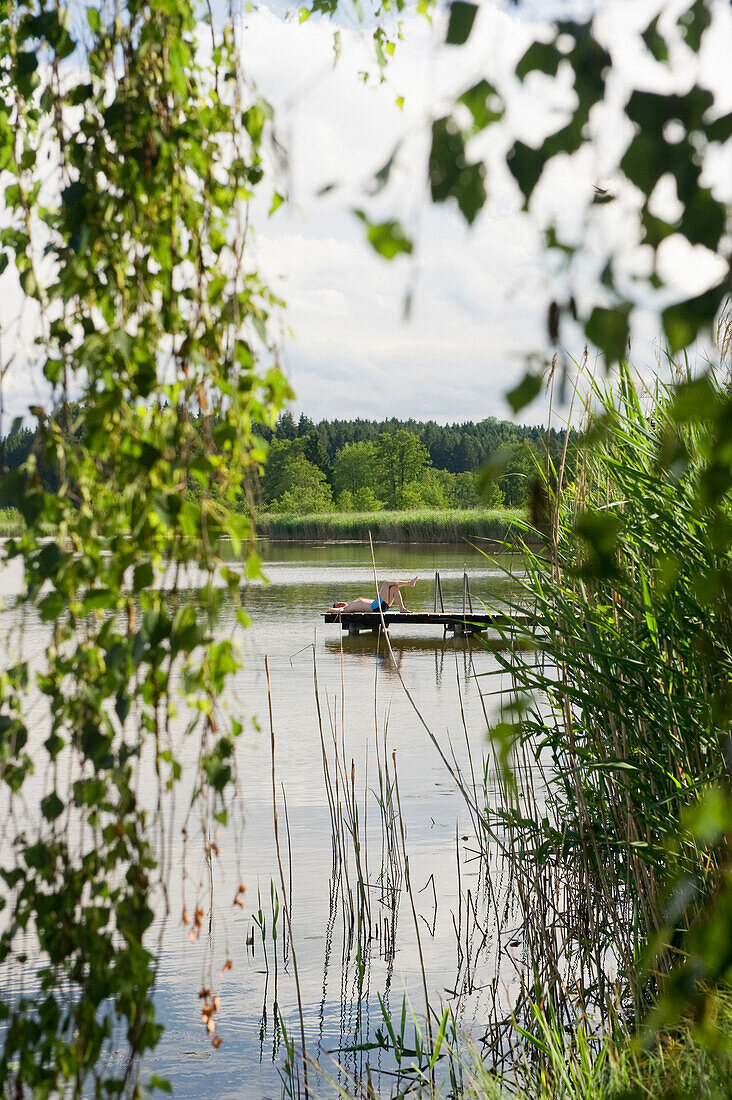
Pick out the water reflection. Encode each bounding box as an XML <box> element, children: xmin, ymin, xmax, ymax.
<box><xmin>323</xmin><ymin>632</ymin><xmax>520</xmax><ymax>683</ymax></box>
<box><xmin>0</xmin><ymin>540</ymin><xmax>526</xmax><ymax>1098</ymax></box>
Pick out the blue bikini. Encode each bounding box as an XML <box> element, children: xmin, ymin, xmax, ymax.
<box><xmin>371</xmin><ymin>598</ymin><xmax>389</xmax><ymax>612</ymax></box>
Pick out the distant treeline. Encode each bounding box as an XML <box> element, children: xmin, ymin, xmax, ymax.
<box><xmin>256</xmin><ymin>412</ymin><xmax>572</xmax><ymax>513</ymax></box>
<box><xmin>1</xmin><ymin>425</ymin><xmax>39</xmax><ymax>473</ymax></box>
<box><xmin>0</xmin><ymin>409</ymin><xmax>572</xmax><ymax>516</ymax></box>
<box><xmin>265</xmin><ymin>412</ymin><xmax>564</xmax><ymax>474</ymax></box>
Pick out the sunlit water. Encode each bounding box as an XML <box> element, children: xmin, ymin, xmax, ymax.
<box><xmin>0</xmin><ymin>540</ymin><xmax>527</xmax><ymax>1098</ymax></box>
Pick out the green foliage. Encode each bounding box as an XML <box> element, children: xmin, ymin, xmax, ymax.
<box><xmin>330</xmin><ymin>0</ymin><xmax>731</xmax><ymax>1081</ymax></box>
<box><xmin>337</xmin><ymin>485</ymin><xmax>383</xmax><ymax>512</ymax></box>
<box><xmin>352</xmin><ymin>485</ymin><xmax>383</xmax><ymax>512</ymax></box>
<box><xmin>0</xmin><ymin>507</ymin><xmax>23</xmax><ymax>535</ymax></box>
<box><xmin>422</xmin><ymin>468</ymin><xmax>453</xmax><ymax>508</ymax></box>
<box><xmin>336</xmin><ymin>487</ymin><xmax>355</xmax><ymax>511</ymax></box>
<box><xmin>442</xmin><ymin>0</ymin><xmax>477</xmax><ymax>45</ymax></box>
<box><xmin>490</xmin><ymin>364</ymin><xmax>732</xmax><ymax>1060</ymax></box>
<box><xmin>476</xmin><ymin>473</ymin><xmax>504</xmax><ymax>509</ymax></box>
<box><xmin>355</xmin><ymin>210</ymin><xmax>413</xmax><ymax>260</ymax></box>
<box><xmin>429</xmin><ymin>116</ymin><xmax>487</xmax><ymax>225</ymax></box>
<box><xmin>446</xmin><ymin>2</ymin><xmax>477</xmax><ymax>47</ymax></box>
<box><xmin>271</xmin><ymin>481</ymin><xmax>334</xmax><ymax>515</ymax></box>
<box><xmin>399</xmin><ymin>468</ymin><xmax>447</xmax><ymax>509</ymax></box>
<box><xmin>263</xmin><ymin>440</ymin><xmax>334</xmax><ymax>512</ymax></box>
<box><xmin>398</xmin><ymin>465</ymin><xmax>495</xmax><ymax>509</ymax></box>
<box><xmin>0</xmin><ymin>0</ymin><xmax>289</xmax><ymax>1092</ymax></box>
<box><xmin>482</xmin><ymin>441</ymin><xmax>542</xmax><ymax>507</ymax></box>
<box><xmin>258</xmin><ymin>418</ymin><xmax>541</xmax><ymax>514</ymax></box>
<box><xmin>378</xmin><ymin>428</ymin><xmax>431</xmax><ymax>508</ymax></box>
<box><xmin>451</xmin><ymin>469</ymin><xmax>478</xmax><ymax>508</ymax></box>
<box><xmin>267</xmin><ymin>412</ymin><xmax>566</xmax><ymax>477</ymax></box>
<box><xmin>333</xmin><ymin>440</ymin><xmax>380</xmax><ymax>498</ymax></box>
<box><xmin>506</xmin><ymin>372</ymin><xmax>543</xmax><ymax>415</ymax></box>
<box><xmin>1</xmin><ymin>412</ymin><xmax>563</xmax><ymax>520</ymax></box>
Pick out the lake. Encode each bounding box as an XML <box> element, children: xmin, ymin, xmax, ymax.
<box><xmin>0</xmin><ymin>540</ymin><xmax>528</xmax><ymax>1098</ymax></box>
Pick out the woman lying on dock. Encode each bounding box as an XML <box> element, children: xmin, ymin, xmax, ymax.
<box><xmin>329</xmin><ymin>576</ymin><xmax>418</xmax><ymax>615</ymax></box>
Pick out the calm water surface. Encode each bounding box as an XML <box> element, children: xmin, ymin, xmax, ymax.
<box><xmin>1</xmin><ymin>541</ymin><xmax>526</xmax><ymax>1098</ymax></box>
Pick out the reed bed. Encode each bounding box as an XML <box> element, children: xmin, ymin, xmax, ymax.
<box><xmin>255</xmin><ymin>508</ymin><xmax>526</xmax><ymax>545</ymax></box>
<box><xmin>0</xmin><ymin>507</ymin><xmax>26</xmax><ymax>536</ymax></box>
<box><xmin>250</xmin><ymin>625</ymin><xmax>524</xmax><ymax>1099</ymax></box>
<box><xmin>457</xmin><ymin>995</ymin><xmax>732</xmax><ymax>1099</ymax></box>
<box><xmin>489</xmin><ymin>367</ymin><xmax>732</xmax><ymax>1013</ymax></box>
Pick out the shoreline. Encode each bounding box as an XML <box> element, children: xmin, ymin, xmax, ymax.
<box><xmin>1</xmin><ymin>507</ymin><xmax>533</xmax><ymax>546</ymax></box>
<box><xmin>255</xmin><ymin>507</ymin><xmax>530</xmax><ymax>544</ymax></box>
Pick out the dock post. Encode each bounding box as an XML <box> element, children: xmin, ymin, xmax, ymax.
<box><xmin>463</xmin><ymin>571</ymin><xmax>473</xmax><ymax>614</ymax></box>
<box><xmin>435</xmin><ymin>571</ymin><xmax>445</xmax><ymax>612</ymax></box>
<box><xmin>347</xmin><ymin>623</ymin><xmax>360</xmax><ymax>636</ymax></box>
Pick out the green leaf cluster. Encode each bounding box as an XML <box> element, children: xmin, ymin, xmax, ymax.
<box><xmin>0</xmin><ymin>0</ymin><xmax>290</xmax><ymax>1091</ymax></box>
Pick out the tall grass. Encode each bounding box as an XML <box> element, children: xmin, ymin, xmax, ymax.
<box><xmin>458</xmin><ymin>993</ymin><xmax>732</xmax><ymax>1099</ymax></box>
<box><xmin>0</xmin><ymin>505</ymin><xmax>528</xmax><ymax>545</ymax></box>
<box><xmin>1</xmin><ymin>504</ymin><xmax>527</xmax><ymax>545</ymax></box>
<box><xmin>256</xmin><ymin>507</ymin><xmax>526</xmax><ymax>544</ymax></box>
<box><xmin>489</xmin><ymin>364</ymin><xmax>732</xmax><ymax>1026</ymax></box>
<box><xmin>0</xmin><ymin>507</ymin><xmax>24</xmax><ymax>536</ymax></box>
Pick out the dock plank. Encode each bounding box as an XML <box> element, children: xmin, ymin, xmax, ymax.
<box><xmin>323</xmin><ymin>610</ymin><xmax>530</xmax><ymax>633</ymax></box>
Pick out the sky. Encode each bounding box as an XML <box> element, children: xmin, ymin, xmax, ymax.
<box><xmin>244</xmin><ymin>0</ymin><xmax>576</xmax><ymax>425</ymax></box>
<box><xmin>238</xmin><ymin>0</ymin><xmax>731</xmax><ymax>425</ymax></box>
<box><xmin>0</xmin><ymin>0</ymin><xmax>730</xmax><ymax>429</ymax></box>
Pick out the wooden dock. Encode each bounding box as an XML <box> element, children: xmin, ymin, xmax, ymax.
<box><xmin>323</xmin><ymin>610</ymin><xmax>530</xmax><ymax>636</ymax></box>
<box><xmin>323</xmin><ymin>571</ymin><xmax>532</xmax><ymax>635</ymax></box>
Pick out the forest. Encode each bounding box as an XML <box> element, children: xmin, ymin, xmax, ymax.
<box><xmin>0</xmin><ymin>412</ymin><xmax>570</xmax><ymax>515</ymax></box>
<box><xmin>259</xmin><ymin>413</ymin><xmax>569</xmax><ymax>511</ymax></box>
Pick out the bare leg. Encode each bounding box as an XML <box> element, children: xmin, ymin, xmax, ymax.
<box><xmin>378</xmin><ymin>580</ymin><xmax>416</xmax><ymax>613</ymax></box>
